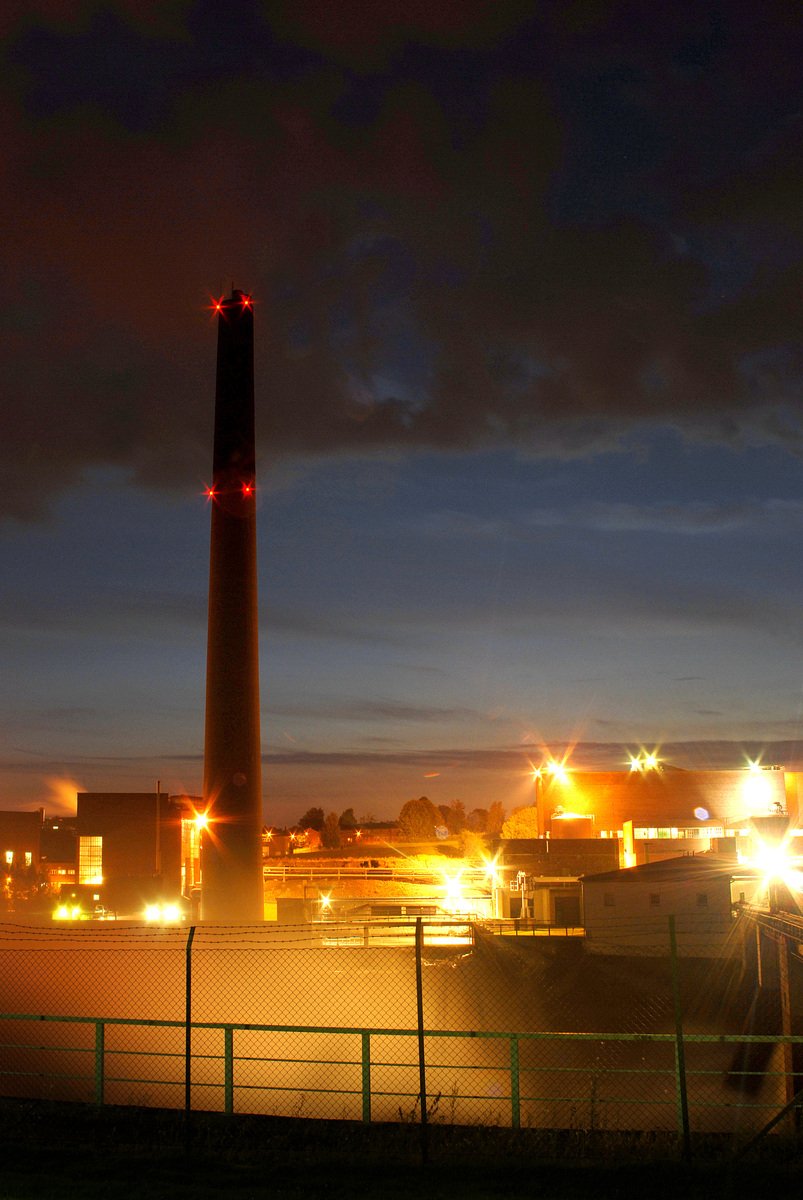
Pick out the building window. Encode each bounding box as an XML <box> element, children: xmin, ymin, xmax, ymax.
<box><xmin>180</xmin><ymin>818</ymin><xmax>202</xmax><ymax>893</ymax></box>
<box><xmin>603</xmin><ymin>893</ymin><xmax>615</xmax><ymax>907</ymax></box>
<box><xmin>649</xmin><ymin>893</ymin><xmax>661</xmax><ymax>907</ymax></box>
<box><xmin>696</xmin><ymin>893</ymin><xmax>709</xmax><ymax>908</ymax></box>
<box><xmin>24</xmin><ymin>851</ymin><xmax>32</xmax><ymax>867</ymax></box>
<box><xmin>3</xmin><ymin>851</ymin><xmax>12</xmax><ymax>866</ymax></box>
<box><xmin>78</xmin><ymin>836</ymin><xmax>103</xmax><ymax>885</ymax></box>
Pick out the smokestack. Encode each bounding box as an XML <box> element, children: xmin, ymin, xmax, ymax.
<box><xmin>201</xmin><ymin>289</ymin><xmax>264</xmax><ymax>922</ymax></box>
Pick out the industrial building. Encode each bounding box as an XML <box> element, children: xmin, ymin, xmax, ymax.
<box><xmin>72</xmin><ymin>792</ymin><xmax>202</xmax><ymax>917</ymax></box>
<box><xmin>534</xmin><ymin>760</ymin><xmax>798</xmax><ymax>865</ymax></box>
<box><xmin>489</xmin><ymin>761</ymin><xmax>801</xmax><ymax>928</ymax></box>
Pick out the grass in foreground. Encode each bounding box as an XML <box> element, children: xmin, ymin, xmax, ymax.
<box><xmin>0</xmin><ymin>1101</ymin><xmax>802</xmax><ymax>1199</ymax></box>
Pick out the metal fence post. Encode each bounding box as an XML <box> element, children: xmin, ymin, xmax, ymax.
<box><xmin>669</xmin><ymin>915</ymin><xmax>691</xmax><ymax>1161</ymax></box>
<box><xmin>415</xmin><ymin>917</ymin><xmax>429</xmax><ymax>1164</ymax></box>
<box><xmin>94</xmin><ymin>1021</ymin><xmax>105</xmax><ymax>1107</ymax></box>
<box><xmin>361</xmin><ymin>1031</ymin><xmax>372</xmax><ymax>1123</ymax></box>
<box><xmin>185</xmin><ymin>926</ymin><xmax>196</xmax><ymax>1116</ymax></box>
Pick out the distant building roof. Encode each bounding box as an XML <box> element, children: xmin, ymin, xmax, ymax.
<box><xmin>581</xmin><ymin>855</ymin><xmax>737</xmax><ymax>885</ymax></box>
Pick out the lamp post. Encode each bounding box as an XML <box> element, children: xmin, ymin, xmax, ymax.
<box><xmin>533</xmin><ymin>768</ymin><xmax>544</xmax><ymax>837</ymax></box>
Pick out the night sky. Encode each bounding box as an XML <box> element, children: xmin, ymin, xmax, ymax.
<box><xmin>2</xmin><ymin>1</ymin><xmax>802</xmax><ymax>824</ymax></box>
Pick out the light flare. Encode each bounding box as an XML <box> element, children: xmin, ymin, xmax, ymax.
<box><xmin>628</xmin><ymin>751</ymin><xmax>660</xmax><ymax>772</ymax></box>
<box><xmin>482</xmin><ymin>854</ymin><xmax>501</xmax><ymax>887</ymax></box>
<box><xmin>546</xmin><ymin>760</ymin><xmax>569</xmax><ymax>784</ymax></box>
<box><xmin>749</xmin><ymin>831</ymin><xmax>803</xmax><ymax>908</ymax></box>
<box><xmin>441</xmin><ymin>869</ymin><xmax>467</xmax><ymax>914</ymax></box>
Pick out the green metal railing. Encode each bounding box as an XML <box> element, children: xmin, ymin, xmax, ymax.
<box><xmin>1</xmin><ymin>1011</ymin><xmax>801</xmax><ymax>1141</ymax></box>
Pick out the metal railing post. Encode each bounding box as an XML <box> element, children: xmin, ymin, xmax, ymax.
<box><xmin>361</xmin><ymin>1032</ymin><xmax>372</xmax><ymax>1123</ymax></box>
<box><xmin>94</xmin><ymin>1021</ymin><xmax>105</xmax><ymax>1107</ymax></box>
<box><xmin>224</xmin><ymin>1026</ymin><xmax>234</xmax><ymax>1114</ymax></box>
<box><xmin>669</xmin><ymin>915</ymin><xmax>691</xmax><ymax>1161</ymax></box>
<box><xmin>510</xmin><ymin>1035</ymin><xmax>520</xmax><ymax>1128</ymax></box>
<box><xmin>415</xmin><ymin>917</ymin><xmax>429</xmax><ymax>1164</ymax></box>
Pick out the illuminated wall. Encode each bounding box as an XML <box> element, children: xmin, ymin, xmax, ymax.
<box><xmin>539</xmin><ymin>767</ymin><xmax>789</xmax><ymax>834</ymax></box>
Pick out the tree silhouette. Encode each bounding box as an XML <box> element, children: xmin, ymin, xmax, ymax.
<box><xmin>322</xmin><ymin>811</ymin><xmax>342</xmax><ymax>849</ymax></box>
<box><xmin>298</xmin><ymin>807</ymin><xmax>325</xmax><ymax>831</ymax></box>
<box><xmin>501</xmin><ymin>806</ymin><xmax>539</xmax><ymax>839</ymax></box>
<box><xmin>398</xmin><ymin>796</ymin><xmax>441</xmax><ymax>839</ymax></box>
<box><xmin>467</xmin><ymin>808</ymin><xmax>488</xmax><ymax>833</ymax></box>
<box><xmin>486</xmin><ymin>801</ymin><xmax>506</xmax><ymax>836</ymax></box>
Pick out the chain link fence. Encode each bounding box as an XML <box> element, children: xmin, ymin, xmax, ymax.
<box><xmin>0</xmin><ymin>912</ymin><xmax>800</xmax><ymax>1152</ymax></box>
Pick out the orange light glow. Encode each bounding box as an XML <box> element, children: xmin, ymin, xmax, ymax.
<box><xmin>482</xmin><ymin>853</ymin><xmax>501</xmax><ymax>887</ymax></box>
<box><xmin>45</xmin><ymin>776</ymin><xmax>83</xmax><ymax>813</ymax></box>
<box><xmin>749</xmin><ymin>834</ymin><xmax>803</xmax><ymax>906</ymax></box>
<box><xmin>546</xmin><ymin>760</ymin><xmax>569</xmax><ymax>784</ymax></box>
<box><xmin>441</xmin><ymin>869</ymin><xmax>467</xmax><ymax>914</ymax></box>
<box><xmin>628</xmin><ymin>751</ymin><xmax>661</xmax><ymax>772</ymax></box>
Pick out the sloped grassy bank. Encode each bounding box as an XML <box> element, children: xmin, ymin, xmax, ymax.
<box><xmin>0</xmin><ymin>1098</ymin><xmax>800</xmax><ymax>1200</ymax></box>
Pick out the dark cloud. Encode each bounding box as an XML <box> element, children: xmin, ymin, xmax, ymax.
<box><xmin>5</xmin><ymin>736</ymin><xmax>803</xmax><ymax>777</ymax></box>
<box><xmin>267</xmin><ymin>602</ymin><xmax>414</xmax><ymax>646</ymax></box>
<box><xmin>417</xmin><ymin>498</ymin><xmax>803</xmax><ymax>540</ymax></box>
<box><xmin>264</xmin><ymin>696</ymin><xmax>481</xmax><ymax>722</ymax></box>
<box><xmin>0</xmin><ymin>584</ymin><xmax>204</xmax><ymax>635</ymax></box>
<box><xmin>1</xmin><ymin>0</ymin><xmax>800</xmax><ymax>520</ymax></box>
<box><xmin>264</xmin><ymin>738</ymin><xmax>803</xmax><ymax>772</ymax></box>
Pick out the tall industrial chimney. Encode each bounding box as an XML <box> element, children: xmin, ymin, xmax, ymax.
<box><xmin>201</xmin><ymin>289</ymin><xmax>264</xmax><ymax>922</ymax></box>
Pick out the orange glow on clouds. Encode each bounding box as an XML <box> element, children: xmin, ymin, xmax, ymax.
<box><xmin>45</xmin><ymin>777</ymin><xmax>83</xmax><ymax>814</ymax></box>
